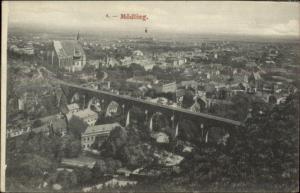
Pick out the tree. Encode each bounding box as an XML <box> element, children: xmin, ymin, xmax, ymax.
<box><xmin>82</xmin><ymin>65</ymin><xmax>95</xmax><ymax>74</ymax></box>
<box><xmin>62</xmin><ymin>134</ymin><xmax>81</xmax><ymax>158</ymax></box>
<box><xmin>128</xmin><ymin>63</ymin><xmax>146</xmax><ymax>76</ymax></box>
<box><xmin>104</xmin><ymin>158</ymin><xmax>122</xmax><ymax>174</ymax></box>
<box><xmin>68</xmin><ymin>116</ymin><xmax>89</xmax><ymax>139</ymax></box>
<box><xmin>182</xmin><ymin>90</ymin><xmax>195</xmax><ymax>109</ymax></box>
<box><xmin>92</xmin><ymin>159</ymin><xmax>107</xmax><ymax>179</ymax></box>
<box><xmin>32</xmin><ymin>119</ymin><xmax>42</xmax><ymax>128</ymax></box>
<box><xmin>55</xmin><ymin>170</ymin><xmax>78</xmax><ymax>190</ymax></box>
<box><xmin>160</xmin><ymin>92</ymin><xmax>299</xmax><ymax>192</ymax></box>
<box><xmin>152</xmin><ymin>65</ymin><xmax>164</xmax><ymax>75</ymax></box>
<box><xmin>96</xmin><ymin>68</ymin><xmax>104</xmax><ymax>80</ymax></box>
<box><xmin>6</xmin><ymin>133</ymin><xmax>64</xmax><ymax>191</ymax></box>
<box><xmin>152</xmin><ymin>113</ymin><xmax>170</xmax><ymax>132</ymax></box>
<box><xmin>178</xmin><ymin>120</ymin><xmax>200</xmax><ymax>143</ymax></box>
<box><xmin>145</xmin><ymin>89</ymin><xmax>157</xmax><ymax>98</ymax></box>
<box><xmin>74</xmin><ymin>167</ymin><xmax>92</xmax><ymax>186</ymax></box>
<box><xmin>129</xmin><ymin>106</ymin><xmax>145</xmax><ymax>127</ymax></box>
<box><xmin>227</xmin><ymin>92</ymin><xmax>299</xmax><ymax>190</ymax></box>
<box><xmin>100</xmin><ymin>126</ymin><xmax>128</xmax><ymax>156</ymax></box>
<box><xmin>211</xmin><ymin>93</ymin><xmax>270</xmax><ymax>121</ymax></box>
<box><xmin>13</xmin><ymin>154</ymin><xmax>53</xmax><ymax>178</ymax></box>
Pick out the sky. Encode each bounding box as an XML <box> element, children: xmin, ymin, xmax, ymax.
<box><xmin>7</xmin><ymin>1</ymin><xmax>300</xmax><ymax>37</ymax></box>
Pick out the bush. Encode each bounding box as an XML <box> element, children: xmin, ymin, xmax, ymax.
<box><xmin>62</xmin><ymin>134</ymin><xmax>81</xmax><ymax>158</ymax></box>
<box><xmin>68</xmin><ymin>116</ymin><xmax>89</xmax><ymax>139</ymax></box>
<box><xmin>74</xmin><ymin>167</ymin><xmax>92</xmax><ymax>186</ymax></box>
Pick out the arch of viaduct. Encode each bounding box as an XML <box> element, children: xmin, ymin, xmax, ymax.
<box><xmin>59</xmin><ymin>82</ymin><xmax>243</xmax><ymax>142</ymax></box>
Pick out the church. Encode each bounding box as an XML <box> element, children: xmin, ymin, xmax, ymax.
<box><xmin>48</xmin><ymin>33</ymin><xmax>86</xmax><ymax>72</ymax></box>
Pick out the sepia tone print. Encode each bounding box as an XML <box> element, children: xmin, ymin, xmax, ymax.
<box><xmin>1</xmin><ymin>1</ymin><xmax>299</xmax><ymax>192</ymax></box>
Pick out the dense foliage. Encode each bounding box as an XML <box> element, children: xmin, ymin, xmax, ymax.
<box><xmin>6</xmin><ymin>132</ymin><xmax>82</xmax><ymax>191</ymax></box>
<box><xmin>6</xmin><ymin>88</ymin><xmax>299</xmax><ymax>192</ymax></box>
<box><xmin>96</xmin><ymin>92</ymin><xmax>299</xmax><ymax>192</ymax></box>
<box><xmin>68</xmin><ymin>116</ymin><xmax>89</xmax><ymax>139</ymax></box>
<box><xmin>149</xmin><ymin>92</ymin><xmax>299</xmax><ymax>191</ymax></box>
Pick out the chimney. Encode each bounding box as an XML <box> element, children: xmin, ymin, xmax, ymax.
<box><xmin>76</xmin><ymin>32</ymin><xmax>80</xmax><ymax>41</ymax></box>
<box><xmin>107</xmin><ymin>81</ymin><xmax>111</xmax><ymax>89</ymax></box>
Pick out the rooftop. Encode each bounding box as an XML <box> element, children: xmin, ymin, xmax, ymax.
<box><xmin>53</xmin><ymin>40</ymin><xmax>85</xmax><ymax>59</ymax></box>
<box><xmin>67</xmin><ymin>103</ymin><xmax>80</xmax><ymax>111</ymax></box>
<box><xmin>33</xmin><ymin>115</ymin><xmax>67</xmax><ymax>133</ymax></box>
<box><xmin>73</xmin><ymin>109</ymin><xmax>98</xmax><ymax>119</ymax></box>
<box><xmin>83</xmin><ymin>123</ymin><xmax>121</xmax><ymax>136</ymax></box>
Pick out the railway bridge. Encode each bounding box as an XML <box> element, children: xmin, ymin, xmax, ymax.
<box><xmin>58</xmin><ymin>81</ymin><xmax>242</xmax><ymax>143</ymax></box>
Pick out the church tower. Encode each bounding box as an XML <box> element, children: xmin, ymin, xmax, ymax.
<box><xmin>76</xmin><ymin>32</ymin><xmax>80</xmax><ymax>41</ymax></box>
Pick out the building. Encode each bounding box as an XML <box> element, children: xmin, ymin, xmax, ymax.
<box><xmin>18</xmin><ymin>98</ymin><xmax>25</xmax><ymax>111</ymax></box>
<box><xmin>50</xmin><ymin>33</ymin><xmax>86</xmax><ymax>72</ymax></box>
<box><xmin>151</xmin><ymin>132</ymin><xmax>169</xmax><ymax>144</ymax></box>
<box><xmin>6</xmin><ymin>114</ymin><xmax>69</xmax><ymax>138</ymax></box>
<box><xmin>23</xmin><ymin>45</ymin><xmax>35</xmax><ymax>55</ymax></box>
<box><xmin>190</xmin><ymin>101</ymin><xmax>201</xmax><ymax>113</ymax></box>
<box><xmin>181</xmin><ymin>80</ymin><xmax>198</xmax><ymax>89</ymax></box>
<box><xmin>33</xmin><ymin>115</ymin><xmax>68</xmax><ymax>136</ymax></box>
<box><xmin>69</xmin><ymin>108</ymin><xmax>98</xmax><ymax>126</ymax></box>
<box><xmin>165</xmin><ymin>57</ymin><xmax>186</xmax><ymax>67</ymax></box>
<box><xmin>9</xmin><ymin>44</ymin><xmax>34</xmax><ymax>55</ymax></box>
<box><xmin>81</xmin><ymin>123</ymin><xmax>121</xmax><ymax>149</ymax></box>
<box><xmin>153</xmin><ymin>81</ymin><xmax>177</xmax><ymax>93</ymax></box>
<box><xmin>105</xmin><ymin>101</ymin><xmax>121</xmax><ymax>117</ymax></box>
<box><xmin>248</xmin><ymin>72</ymin><xmax>263</xmax><ymax>92</ymax></box>
<box><xmin>126</xmin><ymin>75</ymin><xmax>157</xmax><ymax>85</ymax></box>
<box><xmin>67</xmin><ymin>103</ymin><xmax>80</xmax><ymax>114</ymax></box>
<box><xmin>133</xmin><ymin>50</ymin><xmax>144</xmax><ymax>57</ymax></box>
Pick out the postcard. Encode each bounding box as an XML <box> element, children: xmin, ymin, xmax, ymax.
<box><xmin>1</xmin><ymin>1</ymin><xmax>299</xmax><ymax>192</ymax></box>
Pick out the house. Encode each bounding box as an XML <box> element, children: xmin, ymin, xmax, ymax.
<box><xmin>153</xmin><ymin>150</ymin><xmax>184</xmax><ymax>166</ymax></box>
<box><xmin>81</xmin><ymin>123</ymin><xmax>121</xmax><ymax>149</ymax></box>
<box><xmin>126</xmin><ymin>75</ymin><xmax>157</xmax><ymax>85</ymax></box>
<box><xmin>102</xmin><ymin>56</ymin><xmax>120</xmax><ymax>67</ymax></box>
<box><xmin>70</xmin><ymin>108</ymin><xmax>98</xmax><ymax>126</ymax></box>
<box><xmin>181</xmin><ymin>80</ymin><xmax>198</xmax><ymax>89</ymax></box>
<box><xmin>190</xmin><ymin>101</ymin><xmax>201</xmax><ymax>113</ymax></box>
<box><xmin>104</xmin><ymin>178</ymin><xmax>137</xmax><ymax>188</ymax></box>
<box><xmin>116</xmin><ymin>168</ymin><xmax>132</xmax><ymax>177</ymax></box>
<box><xmin>151</xmin><ymin>132</ymin><xmax>169</xmax><ymax>143</ymax></box>
<box><xmin>105</xmin><ymin>101</ymin><xmax>121</xmax><ymax>117</ymax></box>
<box><xmin>133</xmin><ymin>50</ymin><xmax>144</xmax><ymax>57</ymax></box>
<box><xmin>176</xmin><ymin>88</ymin><xmax>186</xmax><ymax>99</ymax></box>
<box><xmin>32</xmin><ymin>115</ymin><xmax>67</xmax><ymax>136</ymax></box>
<box><xmin>153</xmin><ymin>81</ymin><xmax>177</xmax><ymax>93</ymax></box>
<box><xmin>67</xmin><ymin>103</ymin><xmax>80</xmax><ymax>114</ymax></box>
<box><xmin>246</xmin><ymin>61</ymin><xmax>258</xmax><ymax>68</ymax></box>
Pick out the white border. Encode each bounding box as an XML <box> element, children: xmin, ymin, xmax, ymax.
<box><xmin>1</xmin><ymin>1</ymin><xmax>8</xmax><ymax>192</ymax></box>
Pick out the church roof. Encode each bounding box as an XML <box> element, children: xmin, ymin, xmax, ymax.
<box><xmin>53</xmin><ymin>40</ymin><xmax>85</xmax><ymax>59</ymax></box>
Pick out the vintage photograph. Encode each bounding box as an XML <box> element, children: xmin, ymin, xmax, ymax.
<box><xmin>1</xmin><ymin>1</ymin><xmax>299</xmax><ymax>192</ymax></box>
